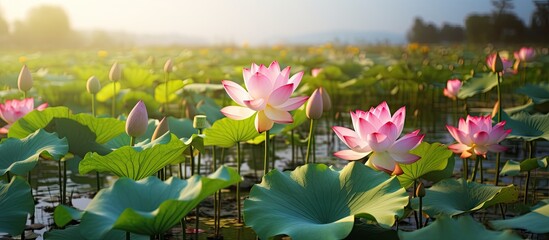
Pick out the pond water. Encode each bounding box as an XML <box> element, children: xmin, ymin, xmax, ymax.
<box><xmin>12</xmin><ymin>96</ymin><xmax>549</xmax><ymax>240</ymax></box>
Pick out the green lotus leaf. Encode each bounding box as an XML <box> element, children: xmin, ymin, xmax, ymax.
<box><xmin>44</xmin><ymin>225</ymin><xmax>148</xmax><ymax>240</ymax></box>
<box><xmin>104</xmin><ymin>120</ymin><xmax>158</xmax><ymax>149</ymax></box>
<box><xmin>79</xmin><ymin>133</ymin><xmax>186</xmax><ymax>180</ymax></box>
<box><xmin>45</xmin><ymin>118</ymin><xmax>111</xmax><ymax>157</ymax></box>
<box><xmin>500</xmin><ymin>157</ymin><xmax>548</xmax><ymax>176</ymax></box>
<box><xmin>344</xmin><ymin>221</ymin><xmax>398</xmax><ymax>240</ymax></box>
<box><xmin>516</xmin><ymin>83</ymin><xmax>549</xmax><ymax>104</ymax></box>
<box><xmin>244</xmin><ymin>162</ymin><xmax>409</xmax><ymax>240</ymax></box>
<box><xmin>8</xmin><ymin>106</ymin><xmax>125</xmax><ymax>144</ymax></box>
<box><xmin>413</xmin><ymin>178</ymin><xmax>518</xmax><ymax>217</ymax></box>
<box><xmin>182</xmin><ymin>83</ymin><xmax>222</xmax><ymax>93</ymax></box>
<box><xmin>155</xmin><ymin>79</ymin><xmax>191</xmax><ymax>103</ymax></box>
<box><xmin>123</xmin><ymin>67</ymin><xmax>157</xmax><ymax>89</ymax></box>
<box><xmin>0</xmin><ymin>176</ymin><xmax>34</xmax><ymax>236</ymax></box>
<box><xmin>78</xmin><ymin>166</ymin><xmax>240</xmax><ymax>238</ymax></box>
<box><xmin>182</xmin><ymin>133</ymin><xmax>205</xmax><ymax>155</ymax></box>
<box><xmin>0</xmin><ymin>129</ymin><xmax>68</xmax><ymax>176</ymax></box>
<box><xmin>398</xmin><ymin>142</ymin><xmax>454</xmax><ymax>188</ymax></box>
<box><xmin>167</xmin><ymin>117</ymin><xmax>195</xmax><ymax>139</ymax></box>
<box><xmin>491</xmin><ymin>202</ymin><xmax>549</xmax><ymax>233</ymax></box>
<box><xmin>498</xmin><ymin>111</ymin><xmax>549</xmax><ymax>141</ymax></box>
<box><xmin>196</xmin><ymin>100</ymin><xmax>225</xmax><ymax>124</ymax></box>
<box><xmin>203</xmin><ymin>116</ymin><xmax>259</xmax><ymax>148</ymax></box>
<box><xmin>399</xmin><ymin>215</ymin><xmax>521</xmax><ymax>240</ymax></box>
<box><xmin>53</xmin><ymin>205</ymin><xmax>83</xmax><ymax>227</ymax></box>
<box><xmin>457</xmin><ymin>72</ymin><xmax>497</xmax><ymax>99</ymax></box>
<box><xmin>96</xmin><ymin>82</ymin><xmax>122</xmax><ymax>102</ymax></box>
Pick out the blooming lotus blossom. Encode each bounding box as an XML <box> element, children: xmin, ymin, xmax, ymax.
<box><xmin>446</xmin><ymin>115</ymin><xmax>511</xmax><ymax>160</ymax></box>
<box><xmin>0</xmin><ymin>98</ymin><xmax>47</xmax><ymax>134</ymax></box>
<box><xmin>221</xmin><ymin>61</ymin><xmax>308</xmax><ymax>133</ymax></box>
<box><xmin>443</xmin><ymin>79</ymin><xmax>462</xmax><ymax>100</ymax></box>
<box><xmin>486</xmin><ymin>53</ymin><xmax>514</xmax><ymax>74</ymax></box>
<box><xmin>333</xmin><ymin>102</ymin><xmax>424</xmax><ymax>173</ymax></box>
<box><xmin>514</xmin><ymin>47</ymin><xmax>535</xmax><ymax>62</ymax></box>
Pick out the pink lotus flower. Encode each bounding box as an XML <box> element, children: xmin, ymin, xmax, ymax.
<box><xmin>126</xmin><ymin>100</ymin><xmax>148</xmax><ymax>138</ymax></box>
<box><xmin>221</xmin><ymin>61</ymin><xmax>308</xmax><ymax>133</ymax></box>
<box><xmin>443</xmin><ymin>79</ymin><xmax>461</xmax><ymax>100</ymax></box>
<box><xmin>332</xmin><ymin>102</ymin><xmax>424</xmax><ymax>173</ymax></box>
<box><xmin>311</xmin><ymin>68</ymin><xmax>323</xmax><ymax>77</ymax></box>
<box><xmin>0</xmin><ymin>98</ymin><xmax>47</xmax><ymax>134</ymax></box>
<box><xmin>486</xmin><ymin>53</ymin><xmax>514</xmax><ymax>74</ymax></box>
<box><xmin>446</xmin><ymin>115</ymin><xmax>511</xmax><ymax>159</ymax></box>
<box><xmin>514</xmin><ymin>47</ymin><xmax>535</xmax><ymax>62</ymax></box>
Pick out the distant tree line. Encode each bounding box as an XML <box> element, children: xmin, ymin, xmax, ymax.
<box><xmin>407</xmin><ymin>0</ymin><xmax>549</xmax><ymax>44</ymax></box>
<box><xmin>0</xmin><ymin>5</ymin><xmax>122</xmax><ymax>49</ymax></box>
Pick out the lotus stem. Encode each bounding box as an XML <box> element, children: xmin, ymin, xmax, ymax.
<box><xmin>236</xmin><ymin>142</ymin><xmax>242</xmax><ymax>223</ymax></box>
<box><xmin>418</xmin><ymin>196</ymin><xmax>423</xmax><ymax>229</ymax></box>
<box><xmin>212</xmin><ymin>146</ymin><xmax>220</xmax><ymax>237</ymax></box>
<box><xmin>291</xmin><ymin>129</ymin><xmax>296</xmax><ymax>167</ymax></box>
<box><xmin>23</xmin><ymin>90</ymin><xmax>27</xmax><ymax>99</ymax></box>
<box><xmin>28</xmin><ymin>172</ymin><xmax>35</xmax><ymax>224</ymax></box>
<box><xmin>63</xmin><ymin>161</ymin><xmax>67</xmax><ymax>205</ymax></box>
<box><xmin>471</xmin><ymin>158</ymin><xmax>480</xmax><ymax>182</ymax></box>
<box><xmin>164</xmin><ymin>72</ymin><xmax>169</xmax><ymax>114</ymax></box>
<box><xmin>454</xmin><ymin>99</ymin><xmax>459</xmax><ymax>125</ymax></box>
<box><xmin>305</xmin><ymin>119</ymin><xmax>315</xmax><ymax>164</ymax></box>
<box><xmin>463</xmin><ymin>158</ymin><xmax>468</xmax><ymax>180</ymax></box>
<box><xmin>126</xmin><ymin>231</ymin><xmax>130</xmax><ymax>240</ymax></box>
<box><xmin>21</xmin><ymin>231</ymin><xmax>25</xmax><ymax>240</ymax></box>
<box><xmin>524</xmin><ymin>141</ymin><xmax>533</xmax><ymax>204</ymax></box>
<box><xmin>480</xmin><ymin>157</ymin><xmax>484</xmax><ymax>184</ymax></box>
<box><xmin>181</xmin><ymin>219</ymin><xmax>187</xmax><ymax>240</ymax></box>
<box><xmin>112</xmin><ymin>82</ymin><xmax>116</xmax><ymax>117</ymax></box>
<box><xmin>463</xmin><ymin>98</ymin><xmax>469</xmax><ymax>116</ymax></box>
<box><xmin>264</xmin><ymin>130</ymin><xmax>270</xmax><ymax>176</ymax></box>
<box><xmin>130</xmin><ymin>136</ymin><xmax>136</xmax><ymax>147</ymax></box>
<box><xmin>189</xmin><ymin>145</ymin><xmax>195</xmax><ymax>175</ymax></box>
<box><xmin>494</xmin><ymin>73</ymin><xmax>503</xmax><ymax>186</ymax></box>
<box><xmin>4</xmin><ymin>172</ymin><xmax>9</xmax><ymax>182</ymax></box>
<box><xmin>58</xmin><ymin>161</ymin><xmax>62</xmax><ymax>203</ymax></box>
<box><xmin>271</xmin><ymin>136</ymin><xmax>276</xmax><ymax>170</ymax></box>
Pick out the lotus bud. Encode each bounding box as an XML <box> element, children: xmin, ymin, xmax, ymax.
<box><xmin>125</xmin><ymin>100</ymin><xmax>148</xmax><ymax>138</ymax></box>
<box><xmin>109</xmin><ymin>62</ymin><xmax>122</xmax><ymax>82</ymax></box>
<box><xmin>86</xmin><ymin>76</ymin><xmax>101</xmax><ymax>94</ymax></box>
<box><xmin>416</xmin><ymin>182</ymin><xmax>426</xmax><ymax>198</ymax></box>
<box><xmin>311</xmin><ymin>68</ymin><xmax>323</xmax><ymax>77</ymax></box>
<box><xmin>152</xmin><ymin>117</ymin><xmax>169</xmax><ymax>140</ymax></box>
<box><xmin>164</xmin><ymin>58</ymin><xmax>173</xmax><ymax>73</ymax></box>
<box><xmin>193</xmin><ymin>115</ymin><xmax>208</xmax><ymax>130</ymax></box>
<box><xmin>491</xmin><ymin>101</ymin><xmax>500</xmax><ymax>118</ymax></box>
<box><xmin>18</xmin><ymin>65</ymin><xmax>33</xmax><ymax>92</ymax></box>
<box><xmin>319</xmin><ymin>87</ymin><xmax>332</xmax><ymax>112</ymax></box>
<box><xmin>492</xmin><ymin>53</ymin><xmax>504</xmax><ymax>73</ymax></box>
<box><xmin>306</xmin><ymin>88</ymin><xmax>323</xmax><ymax>120</ymax></box>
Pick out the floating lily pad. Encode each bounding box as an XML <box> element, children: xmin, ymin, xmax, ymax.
<box><xmin>399</xmin><ymin>215</ymin><xmax>521</xmax><ymax>240</ymax></box>
<box><xmin>516</xmin><ymin>83</ymin><xmax>549</xmax><ymax>104</ymax></box>
<box><xmin>155</xmin><ymin>79</ymin><xmax>191</xmax><ymax>103</ymax></box>
<box><xmin>0</xmin><ymin>129</ymin><xmax>68</xmax><ymax>176</ymax></box>
<box><xmin>203</xmin><ymin>116</ymin><xmax>259</xmax><ymax>148</ymax></box>
<box><xmin>96</xmin><ymin>82</ymin><xmax>122</xmax><ymax>102</ymax></box>
<box><xmin>498</xmin><ymin>111</ymin><xmax>549</xmax><ymax>141</ymax></box>
<box><xmin>53</xmin><ymin>205</ymin><xmax>83</xmax><ymax>227</ymax></box>
<box><xmin>500</xmin><ymin>157</ymin><xmax>548</xmax><ymax>177</ymax></box>
<box><xmin>244</xmin><ymin>162</ymin><xmax>409</xmax><ymax>240</ymax></box>
<box><xmin>0</xmin><ymin>176</ymin><xmax>34</xmax><ymax>236</ymax></box>
<box><xmin>79</xmin><ymin>133</ymin><xmax>186</xmax><ymax>180</ymax></box>
<box><xmin>78</xmin><ymin>166</ymin><xmax>240</xmax><ymax>238</ymax></box>
<box><xmin>413</xmin><ymin>178</ymin><xmax>518</xmax><ymax>217</ymax></box>
<box><xmin>458</xmin><ymin>72</ymin><xmax>497</xmax><ymax>99</ymax></box>
<box><xmin>44</xmin><ymin>225</ymin><xmax>148</xmax><ymax>240</ymax></box>
<box><xmin>491</xmin><ymin>202</ymin><xmax>549</xmax><ymax>234</ymax></box>
<box><xmin>398</xmin><ymin>142</ymin><xmax>454</xmax><ymax>188</ymax></box>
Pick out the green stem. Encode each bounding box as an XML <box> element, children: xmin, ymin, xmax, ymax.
<box><xmin>197</xmin><ymin>129</ymin><xmax>202</xmax><ymax>175</ymax></box>
<box><xmin>91</xmin><ymin>94</ymin><xmax>96</xmax><ymax>117</ymax></box>
<box><xmin>58</xmin><ymin>161</ymin><xmax>62</xmax><ymax>203</ymax></box>
<box><xmin>463</xmin><ymin>158</ymin><xmax>468</xmax><ymax>180</ymax></box>
<box><xmin>126</xmin><ymin>231</ymin><xmax>130</xmax><ymax>240</ymax></box>
<box><xmin>264</xmin><ymin>130</ymin><xmax>270</xmax><ymax>176</ymax></box>
<box><xmin>164</xmin><ymin>72</ymin><xmax>169</xmax><ymax>114</ymax></box>
<box><xmin>6</xmin><ymin>171</ymin><xmax>11</xmax><ymax>182</ymax></box>
<box><xmin>496</xmin><ymin>73</ymin><xmax>502</xmax><ymax>122</ymax></box>
<box><xmin>470</xmin><ymin>158</ymin><xmax>480</xmax><ymax>182</ymax></box>
<box><xmin>291</xmin><ymin>129</ymin><xmax>295</xmax><ymax>167</ymax></box>
<box><xmin>182</xmin><ymin>218</ymin><xmax>187</xmax><ymax>240</ymax></box>
<box><xmin>418</xmin><ymin>196</ymin><xmax>423</xmax><ymax>229</ymax></box>
<box><xmin>305</xmin><ymin>119</ymin><xmax>315</xmax><ymax>164</ymax></box>
<box><xmin>480</xmin><ymin>157</ymin><xmax>484</xmax><ymax>184</ymax></box>
<box><xmin>63</xmin><ymin>161</ymin><xmax>67</xmax><ymax>205</ymax></box>
<box><xmin>23</xmin><ymin>90</ymin><xmax>27</xmax><ymax>99</ymax></box>
<box><xmin>130</xmin><ymin>136</ymin><xmax>136</xmax><ymax>147</ymax></box>
<box><xmin>495</xmin><ymin>73</ymin><xmax>503</xmax><ymax>186</ymax></box>
<box><xmin>236</xmin><ymin>142</ymin><xmax>242</xmax><ymax>223</ymax></box>
<box><xmin>524</xmin><ymin>141</ymin><xmax>533</xmax><ymax>204</ymax></box>
<box><xmin>190</xmin><ymin>145</ymin><xmax>195</xmax><ymax>176</ymax></box>
<box><xmin>112</xmin><ymin>82</ymin><xmax>117</xmax><ymax>117</ymax></box>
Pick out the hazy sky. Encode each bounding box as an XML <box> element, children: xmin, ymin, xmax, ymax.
<box><xmin>0</xmin><ymin>0</ymin><xmax>536</xmax><ymax>44</ymax></box>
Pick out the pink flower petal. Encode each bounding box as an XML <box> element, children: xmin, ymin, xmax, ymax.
<box><xmin>376</xmin><ymin>102</ymin><xmax>392</xmax><ymax>123</ymax></box>
<box><xmin>221</xmin><ymin>106</ymin><xmax>256</xmax><ymax>120</ymax></box>
<box><xmin>263</xmin><ymin>61</ymin><xmax>281</xmax><ymax>81</ymax></box>
<box><xmin>255</xmin><ymin>110</ymin><xmax>274</xmax><ymax>133</ymax></box>
<box><xmin>487</xmin><ymin>144</ymin><xmax>507</xmax><ymax>153</ymax></box>
<box><xmin>334</xmin><ymin>150</ymin><xmax>370</xmax><ymax>161</ymax></box>
<box><xmin>391</xmin><ymin>133</ymin><xmax>423</xmax><ymax>152</ymax></box>
<box><xmin>243</xmin><ymin>68</ymin><xmax>252</xmax><ymax>83</ymax></box>
<box><xmin>473</xmin><ymin>131</ymin><xmax>489</xmax><ymax>145</ymax></box>
<box><xmin>332</xmin><ymin>126</ymin><xmax>360</xmax><ymax>146</ymax></box>
<box><xmin>391</xmin><ymin>107</ymin><xmax>406</xmax><ymax>135</ymax></box>
<box><xmin>243</xmin><ymin>98</ymin><xmax>266</xmax><ymax>111</ymax></box>
<box><xmin>378</xmin><ymin>122</ymin><xmax>399</xmax><ymax>143</ymax></box>
<box><xmin>390</xmin><ymin>152</ymin><xmax>421</xmax><ymax>164</ymax></box>
<box><xmin>222</xmin><ymin>80</ymin><xmax>250</xmax><ymax>106</ymax></box>
<box><xmin>357</xmin><ymin>118</ymin><xmax>376</xmax><ymax>140</ymax></box>
<box><xmin>369</xmin><ymin>151</ymin><xmax>396</xmax><ymax>172</ymax></box>
<box><xmin>343</xmin><ymin>135</ymin><xmax>370</xmax><ymax>151</ymax></box>
<box><xmin>276</xmin><ymin>96</ymin><xmax>309</xmax><ymax>111</ymax></box>
<box><xmin>448</xmin><ymin>143</ymin><xmax>471</xmax><ymax>155</ymax></box>
<box><xmin>36</xmin><ymin>103</ymin><xmax>48</xmax><ymax>111</ymax></box>
<box><xmin>269</xmin><ymin>84</ymin><xmax>294</xmax><ymax>106</ymax></box>
<box><xmin>246</xmin><ymin>72</ymin><xmax>272</xmax><ymax>99</ymax></box>
<box><xmin>272</xmin><ymin>66</ymin><xmax>292</xmax><ymax>90</ymax></box>
<box><xmin>367</xmin><ymin>132</ymin><xmax>392</xmax><ymax>152</ymax></box>
<box><xmin>288</xmin><ymin>71</ymin><xmax>304</xmax><ymax>92</ymax></box>
<box><xmin>264</xmin><ymin>106</ymin><xmax>293</xmax><ymax>124</ymax></box>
